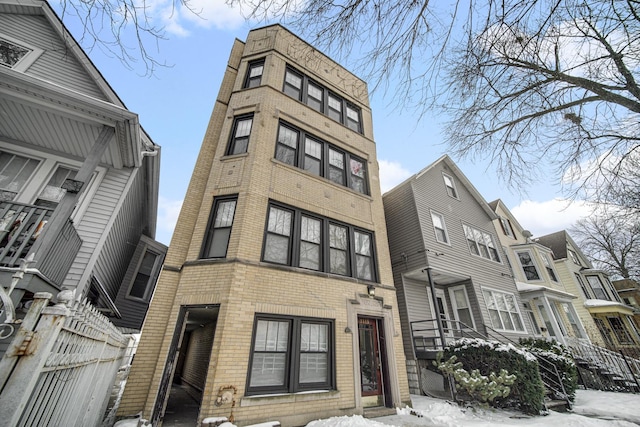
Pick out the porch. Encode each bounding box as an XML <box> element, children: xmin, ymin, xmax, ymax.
<box><xmin>0</xmin><ymin>201</ymin><xmax>82</xmax><ymax>298</ymax></box>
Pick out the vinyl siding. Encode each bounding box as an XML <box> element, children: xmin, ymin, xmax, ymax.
<box><xmin>112</xmin><ymin>235</ymin><xmax>167</xmax><ymax>330</ymax></box>
<box><xmin>63</xmin><ymin>166</ymin><xmax>136</xmax><ymax>294</ymax></box>
<box><xmin>383</xmin><ymin>182</ymin><xmax>426</xmax><ymax>358</ymax></box>
<box><xmin>0</xmin><ymin>13</ymin><xmax>108</xmax><ymax>100</ymax></box>
<box><xmin>384</xmin><ymin>159</ymin><xmax>534</xmax><ymax>345</ymax></box>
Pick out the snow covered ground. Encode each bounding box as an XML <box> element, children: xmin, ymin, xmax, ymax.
<box><xmin>309</xmin><ymin>390</ymin><xmax>640</xmax><ymax>427</ymax></box>
<box><xmin>116</xmin><ymin>389</ymin><xmax>640</xmax><ymax>427</ymax></box>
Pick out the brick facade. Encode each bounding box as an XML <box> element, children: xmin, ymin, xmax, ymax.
<box><xmin>118</xmin><ymin>26</ymin><xmax>410</xmax><ymax>426</ymax></box>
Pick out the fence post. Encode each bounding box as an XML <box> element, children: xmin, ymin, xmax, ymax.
<box><xmin>0</xmin><ymin>291</ymin><xmax>53</xmax><ymax>391</ymax></box>
<box><xmin>0</xmin><ymin>290</ymin><xmax>72</xmax><ymax>426</ymax></box>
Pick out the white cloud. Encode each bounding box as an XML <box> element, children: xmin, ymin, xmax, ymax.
<box><xmin>510</xmin><ymin>198</ymin><xmax>593</xmax><ymax>238</ymax></box>
<box><xmin>156</xmin><ymin>196</ymin><xmax>183</xmax><ymax>244</ymax></box>
<box><xmin>379</xmin><ymin>159</ymin><xmax>412</xmax><ymax>193</ymax></box>
<box><xmin>179</xmin><ymin>0</ymin><xmax>247</xmax><ymax>31</ymax></box>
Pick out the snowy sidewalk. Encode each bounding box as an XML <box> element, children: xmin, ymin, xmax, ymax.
<box><xmin>308</xmin><ymin>390</ymin><xmax>640</xmax><ymax>427</ymax></box>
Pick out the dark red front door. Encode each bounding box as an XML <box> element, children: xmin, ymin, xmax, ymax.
<box><xmin>358</xmin><ymin>317</ymin><xmax>382</xmax><ymax>398</ymax></box>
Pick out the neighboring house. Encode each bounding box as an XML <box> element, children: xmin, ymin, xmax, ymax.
<box><xmin>536</xmin><ymin>231</ymin><xmax>640</xmax><ymax>349</ymax></box>
<box><xmin>118</xmin><ymin>26</ymin><xmax>411</xmax><ymax>426</ymax></box>
<box><xmin>382</xmin><ymin>155</ymin><xmax>534</xmax><ymax>394</ymax></box>
<box><xmin>612</xmin><ymin>279</ymin><xmax>640</xmax><ymax>336</ymax></box>
<box><xmin>489</xmin><ymin>200</ymin><xmax>590</xmax><ymax>346</ymax></box>
<box><xmin>0</xmin><ymin>0</ymin><xmax>166</xmax><ymax>337</ymax></box>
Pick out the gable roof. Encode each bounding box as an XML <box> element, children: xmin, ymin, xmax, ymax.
<box><xmin>536</xmin><ymin>230</ymin><xmax>593</xmax><ymax>268</ymax></box>
<box><xmin>385</xmin><ymin>154</ymin><xmax>497</xmax><ymax>220</ymax></box>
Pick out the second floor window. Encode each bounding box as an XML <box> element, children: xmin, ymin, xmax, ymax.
<box><xmin>0</xmin><ymin>38</ymin><xmax>30</xmax><ymax>68</ymax></box>
<box><xmin>517</xmin><ymin>250</ymin><xmax>540</xmax><ymax>281</ymax></box>
<box><xmin>201</xmin><ymin>196</ymin><xmax>237</xmax><ymax>258</ymax></box>
<box><xmin>226</xmin><ymin>115</ymin><xmax>253</xmax><ymax>155</ymax></box>
<box><xmin>463</xmin><ymin>224</ymin><xmax>500</xmax><ymax>262</ymax></box>
<box><xmin>128</xmin><ymin>249</ymin><xmax>162</xmax><ymax>301</ymax></box>
<box><xmin>275</xmin><ymin>122</ymin><xmax>369</xmax><ymax>195</ymax></box>
<box><xmin>262</xmin><ymin>202</ymin><xmax>377</xmax><ymax>281</ymax></box>
<box><xmin>586</xmin><ymin>275</ymin><xmax>608</xmax><ymax>300</ymax></box>
<box><xmin>431</xmin><ymin>211</ymin><xmax>449</xmax><ymax>244</ymax></box>
<box><xmin>541</xmin><ymin>253</ymin><xmax>558</xmax><ymax>281</ymax></box>
<box><xmin>0</xmin><ymin>151</ymin><xmax>40</xmax><ymax>201</ymax></box>
<box><xmin>575</xmin><ymin>273</ymin><xmax>592</xmax><ymax>299</ymax></box>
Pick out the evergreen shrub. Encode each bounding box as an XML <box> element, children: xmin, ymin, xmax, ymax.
<box><xmin>519</xmin><ymin>338</ymin><xmax>579</xmax><ymax>402</ymax></box>
<box><xmin>439</xmin><ymin>338</ymin><xmax>546</xmax><ymax>415</ymax></box>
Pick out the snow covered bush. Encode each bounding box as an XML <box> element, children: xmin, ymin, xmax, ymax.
<box><xmin>439</xmin><ymin>338</ymin><xmax>546</xmax><ymax>415</ymax></box>
<box><xmin>436</xmin><ymin>355</ymin><xmax>515</xmax><ymax>404</ymax></box>
<box><xmin>519</xmin><ymin>338</ymin><xmax>578</xmax><ymax>402</ymax></box>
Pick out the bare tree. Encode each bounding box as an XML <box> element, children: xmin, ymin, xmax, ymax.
<box><xmin>54</xmin><ymin>0</ymin><xmax>191</xmax><ymax>75</ymax></box>
<box><xmin>234</xmin><ymin>0</ymin><xmax>640</xmax><ymax>197</ymax></box>
<box><xmin>571</xmin><ymin>210</ymin><xmax>640</xmax><ymax>280</ymax></box>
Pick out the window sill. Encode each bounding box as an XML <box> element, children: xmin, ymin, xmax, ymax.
<box><xmin>240</xmin><ymin>389</ymin><xmax>340</xmax><ymax>407</ymax></box>
<box><xmin>220</xmin><ymin>152</ymin><xmax>249</xmax><ymax>161</ymax></box>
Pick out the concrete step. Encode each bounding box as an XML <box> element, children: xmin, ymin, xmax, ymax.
<box><xmin>363</xmin><ymin>407</ymin><xmax>396</xmax><ymax>418</ymax></box>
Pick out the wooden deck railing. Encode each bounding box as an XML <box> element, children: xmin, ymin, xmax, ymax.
<box><xmin>0</xmin><ymin>202</ymin><xmax>82</xmax><ymax>285</ymax></box>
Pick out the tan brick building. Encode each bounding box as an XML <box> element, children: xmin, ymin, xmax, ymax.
<box><xmin>118</xmin><ymin>25</ymin><xmax>410</xmax><ymax>426</ymax></box>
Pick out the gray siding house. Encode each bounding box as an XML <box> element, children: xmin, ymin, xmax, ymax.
<box><xmin>0</xmin><ymin>0</ymin><xmax>166</xmax><ymax>336</ymax></box>
<box><xmin>383</xmin><ymin>155</ymin><xmax>533</xmax><ymax>393</ymax></box>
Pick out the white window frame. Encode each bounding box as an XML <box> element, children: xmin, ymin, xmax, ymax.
<box><xmin>516</xmin><ymin>250</ymin><xmax>542</xmax><ymax>281</ymax></box>
<box><xmin>125</xmin><ymin>246</ymin><xmax>163</xmax><ymax>302</ymax></box>
<box><xmin>430</xmin><ymin>210</ymin><xmax>450</xmax><ymax>245</ymax></box>
<box><xmin>586</xmin><ymin>275</ymin><xmax>609</xmax><ymax>300</ymax></box>
<box><xmin>499</xmin><ymin>216</ymin><xmax>514</xmax><ymax>237</ymax></box>
<box><xmin>462</xmin><ymin>223</ymin><xmax>501</xmax><ymax>262</ymax></box>
<box><xmin>442</xmin><ymin>172</ymin><xmax>458</xmax><ymax>199</ymax></box>
<box><xmin>449</xmin><ymin>285</ymin><xmax>476</xmax><ymax>329</ymax></box>
<box><xmin>541</xmin><ymin>252</ymin><xmax>558</xmax><ymax>282</ymax></box>
<box><xmin>0</xmin><ymin>142</ymin><xmax>104</xmax><ymax>223</ymax></box>
<box><xmin>0</xmin><ymin>34</ymin><xmax>43</xmax><ymax>72</ymax></box>
<box><xmin>482</xmin><ymin>287</ymin><xmax>527</xmax><ymax>333</ymax></box>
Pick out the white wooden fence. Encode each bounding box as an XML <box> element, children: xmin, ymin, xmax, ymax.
<box><xmin>0</xmin><ymin>290</ymin><xmax>131</xmax><ymax>426</ymax></box>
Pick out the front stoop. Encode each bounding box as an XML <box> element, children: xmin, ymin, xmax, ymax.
<box><xmin>363</xmin><ymin>407</ymin><xmax>397</xmax><ymax>418</ymax></box>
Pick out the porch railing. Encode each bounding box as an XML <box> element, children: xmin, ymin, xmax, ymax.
<box><xmin>565</xmin><ymin>337</ymin><xmax>640</xmax><ymax>392</ymax></box>
<box><xmin>411</xmin><ymin>318</ymin><xmax>572</xmax><ymax>408</ymax></box>
<box><xmin>0</xmin><ymin>202</ymin><xmax>82</xmax><ymax>285</ymax></box>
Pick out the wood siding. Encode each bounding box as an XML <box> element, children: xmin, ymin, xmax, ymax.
<box><xmin>0</xmin><ymin>13</ymin><xmax>107</xmax><ymax>100</ymax></box>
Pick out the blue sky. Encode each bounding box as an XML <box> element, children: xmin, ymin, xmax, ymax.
<box><xmin>54</xmin><ymin>0</ymin><xmax>592</xmax><ymax>245</ymax></box>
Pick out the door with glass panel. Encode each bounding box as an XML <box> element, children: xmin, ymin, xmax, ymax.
<box><xmin>358</xmin><ymin>317</ymin><xmax>385</xmax><ymax>407</ymax></box>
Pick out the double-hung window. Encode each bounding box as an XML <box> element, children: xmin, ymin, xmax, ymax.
<box><xmin>201</xmin><ymin>196</ymin><xmax>238</xmax><ymax>258</ymax></box>
<box><xmin>516</xmin><ymin>250</ymin><xmax>541</xmax><ymax>281</ymax></box>
<box><xmin>430</xmin><ymin>211</ymin><xmax>449</xmax><ymax>244</ymax></box>
<box><xmin>499</xmin><ymin>217</ymin><xmax>514</xmax><ymax>237</ymax></box>
<box><xmin>284</xmin><ymin>68</ymin><xmax>303</xmax><ymax>100</ymax></box>
<box><xmin>247</xmin><ymin>315</ymin><xmax>334</xmax><ymax>395</ymax></box>
<box><xmin>575</xmin><ymin>273</ymin><xmax>592</xmax><ymax>299</ymax></box>
<box><xmin>262</xmin><ymin>202</ymin><xmax>377</xmax><ymax>281</ymax></box>
<box><xmin>586</xmin><ymin>275</ymin><xmax>609</xmax><ymax>300</ymax></box>
<box><xmin>463</xmin><ymin>224</ymin><xmax>500</xmax><ymax>262</ymax></box>
<box><xmin>244</xmin><ymin>59</ymin><xmax>265</xmax><ymax>88</ymax></box>
<box><xmin>127</xmin><ymin>249</ymin><xmax>163</xmax><ymax>301</ymax></box>
<box><xmin>442</xmin><ymin>173</ymin><xmax>458</xmax><ymax>198</ymax></box>
<box><xmin>483</xmin><ymin>289</ymin><xmax>525</xmax><ymax>332</ymax></box>
<box><xmin>226</xmin><ymin>115</ymin><xmax>253</xmax><ymax>155</ymax></box>
<box><xmin>541</xmin><ymin>253</ymin><xmax>558</xmax><ymax>281</ymax></box>
<box><xmin>282</xmin><ymin>66</ymin><xmax>363</xmax><ymax>134</ymax></box>
<box><xmin>274</xmin><ymin>121</ymin><xmax>369</xmax><ymax>195</ymax></box>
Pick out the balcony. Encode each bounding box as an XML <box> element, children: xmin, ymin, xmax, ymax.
<box><xmin>0</xmin><ymin>202</ymin><xmax>82</xmax><ymax>285</ymax></box>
